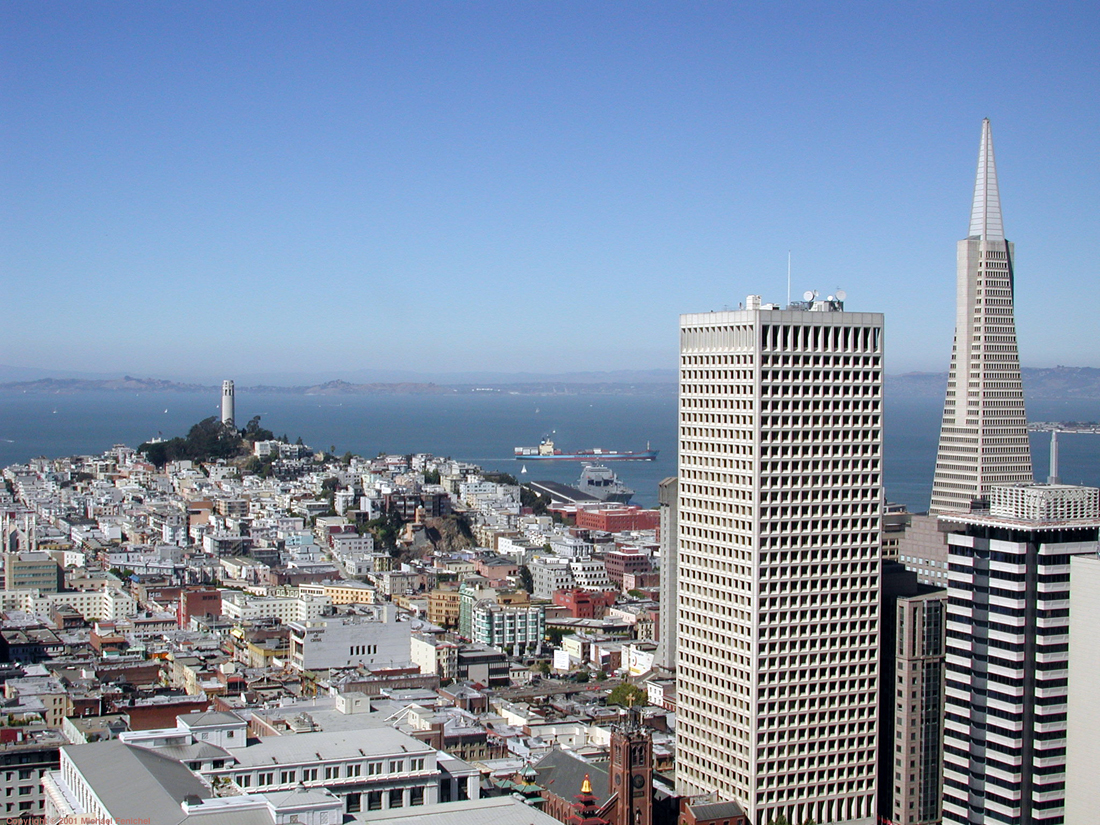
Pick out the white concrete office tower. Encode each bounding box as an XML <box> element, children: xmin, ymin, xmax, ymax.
<box><xmin>655</xmin><ymin>476</ymin><xmax>678</xmax><ymax>672</ymax></box>
<box><xmin>930</xmin><ymin>119</ymin><xmax>1032</xmax><ymax>514</ymax></box>
<box><xmin>221</xmin><ymin>379</ymin><xmax>235</xmax><ymax>427</ymax></box>
<box><xmin>1066</xmin><ymin>555</ymin><xmax>1100</xmax><ymax>821</ymax></box>
<box><xmin>676</xmin><ymin>295</ymin><xmax>883</xmax><ymax>825</ymax></box>
<box><xmin>941</xmin><ymin>483</ymin><xmax>1100</xmax><ymax>825</ymax></box>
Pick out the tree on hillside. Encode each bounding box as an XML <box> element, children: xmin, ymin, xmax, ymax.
<box><xmin>520</xmin><ymin>486</ymin><xmax>551</xmax><ymax>515</ymax></box>
<box><xmin>518</xmin><ymin>565</ymin><xmax>534</xmax><ymax>593</ymax></box>
<box><xmin>139</xmin><ymin>416</ymin><xmax>244</xmax><ymax>467</ymax></box>
<box><xmin>366</xmin><ymin>508</ymin><xmax>406</xmax><ymax>554</ymax></box>
<box><xmin>242</xmin><ymin>415</ymin><xmax>274</xmax><ymax>442</ymax></box>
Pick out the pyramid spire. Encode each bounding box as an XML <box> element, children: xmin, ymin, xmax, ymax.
<box><xmin>931</xmin><ymin>119</ymin><xmax>1031</xmax><ymax>514</ymax></box>
<box><xmin>968</xmin><ymin>118</ymin><xmax>1004</xmax><ymax>241</ymax></box>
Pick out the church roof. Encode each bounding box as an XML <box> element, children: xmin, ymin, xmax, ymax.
<box><xmin>534</xmin><ymin>748</ymin><xmax>610</xmax><ymax>806</ymax></box>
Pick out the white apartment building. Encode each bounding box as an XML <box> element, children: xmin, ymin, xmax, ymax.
<box><xmin>530</xmin><ymin>556</ymin><xmax>575</xmax><ymax>599</ymax></box>
<box><xmin>410</xmin><ymin>633</ymin><xmax>458</xmax><ymax>681</ymax></box>
<box><xmin>287</xmin><ymin>608</ymin><xmax>412</xmax><ymax>672</ymax></box>
<box><xmin>220</xmin><ymin>591</ymin><xmax>331</xmax><ymax>624</ymax></box>
<box><xmin>0</xmin><ymin>587</ymin><xmax>136</xmax><ymax>621</ymax></box>
<box><xmin>676</xmin><ymin>296</ymin><xmax>883</xmax><ymax>825</ymax></box>
<box><xmin>549</xmin><ymin>533</ymin><xmax>593</xmax><ymax>559</ymax></box>
<box><xmin>46</xmin><ymin>711</ymin><xmax>480</xmax><ymax>821</ymax></box>
<box><xmin>469</xmin><ymin>601</ymin><xmax>544</xmax><ymax>655</ymax></box>
<box><xmin>331</xmin><ymin>533</ymin><xmax>375</xmax><ymax>555</ymax></box>
<box><xmin>568</xmin><ymin>557</ymin><xmax>611</xmax><ymax>590</ymax></box>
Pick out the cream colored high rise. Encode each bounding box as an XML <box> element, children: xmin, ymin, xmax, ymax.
<box><xmin>930</xmin><ymin>119</ymin><xmax>1032</xmax><ymax>514</ymax></box>
<box><xmin>676</xmin><ymin>296</ymin><xmax>883</xmax><ymax>825</ymax></box>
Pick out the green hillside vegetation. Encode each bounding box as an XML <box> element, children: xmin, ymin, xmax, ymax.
<box><xmin>139</xmin><ymin>415</ymin><xmax>276</xmax><ymax>468</ymax></box>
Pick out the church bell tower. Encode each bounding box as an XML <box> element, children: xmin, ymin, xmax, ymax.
<box><xmin>609</xmin><ymin>709</ymin><xmax>653</xmax><ymax>825</ymax></box>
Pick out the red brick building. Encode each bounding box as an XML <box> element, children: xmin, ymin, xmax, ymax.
<box><xmin>475</xmin><ymin>555</ymin><xmax>519</xmax><ymax>583</ymax></box>
<box><xmin>574</xmin><ymin>506</ymin><xmax>660</xmax><ymax>533</ymax></box>
<box><xmin>553</xmin><ymin>589</ymin><xmax>617</xmax><ymax>619</ymax></box>
<box><xmin>603</xmin><ymin>549</ymin><xmax>652</xmax><ymax>586</ymax></box>
<box><xmin>678</xmin><ymin>799</ymin><xmax>749</xmax><ymax>825</ymax></box>
<box><xmin>177</xmin><ymin>588</ymin><xmax>222</xmax><ymax>628</ymax></box>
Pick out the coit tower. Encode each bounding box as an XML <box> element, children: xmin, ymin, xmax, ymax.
<box><xmin>221</xmin><ymin>380</ymin><xmax>235</xmax><ymax>427</ymax></box>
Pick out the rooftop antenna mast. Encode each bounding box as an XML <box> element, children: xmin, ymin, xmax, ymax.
<box><xmin>787</xmin><ymin>251</ymin><xmax>791</xmax><ymax>306</ymax></box>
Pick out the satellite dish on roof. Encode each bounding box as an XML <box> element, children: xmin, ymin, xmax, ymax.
<box><xmin>802</xmin><ymin>290</ymin><xmax>815</xmax><ymax>301</ymax></box>
<box><xmin>836</xmin><ymin>289</ymin><xmax>847</xmax><ymax>301</ymax></box>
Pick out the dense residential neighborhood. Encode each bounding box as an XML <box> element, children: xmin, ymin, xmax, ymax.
<box><xmin>0</xmin><ymin>434</ymin><xmax>685</xmax><ymax>825</ymax></box>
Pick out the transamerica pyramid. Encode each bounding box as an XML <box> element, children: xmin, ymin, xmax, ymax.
<box><xmin>929</xmin><ymin>119</ymin><xmax>1033</xmax><ymax>514</ymax></box>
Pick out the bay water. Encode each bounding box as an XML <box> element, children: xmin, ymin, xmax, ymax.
<box><xmin>1</xmin><ymin>389</ymin><xmax>1097</xmax><ymax>512</ymax></box>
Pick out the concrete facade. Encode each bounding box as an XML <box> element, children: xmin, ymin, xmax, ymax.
<box><xmin>1066</xmin><ymin>554</ymin><xmax>1100</xmax><ymax>821</ymax></box>
<box><xmin>288</xmin><ymin>608</ymin><xmax>412</xmax><ymax>672</ymax></box>
<box><xmin>676</xmin><ymin>297</ymin><xmax>884</xmax><ymax>825</ymax></box>
<box><xmin>655</xmin><ymin>476</ymin><xmax>677</xmax><ymax>672</ymax></box>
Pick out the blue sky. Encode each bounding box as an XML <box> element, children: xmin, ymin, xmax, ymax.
<box><xmin>3</xmin><ymin>2</ymin><xmax>1098</xmax><ymax>380</ymax></box>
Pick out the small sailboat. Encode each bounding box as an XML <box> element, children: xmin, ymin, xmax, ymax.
<box><xmin>521</xmin><ymin>464</ymin><xmax>527</xmax><ymax>474</ymax></box>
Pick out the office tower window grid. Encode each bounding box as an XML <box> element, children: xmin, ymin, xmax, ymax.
<box><xmin>677</xmin><ymin>304</ymin><xmax>883</xmax><ymax>825</ymax></box>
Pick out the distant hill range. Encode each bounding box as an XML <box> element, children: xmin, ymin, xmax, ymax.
<box><xmin>0</xmin><ymin>376</ymin><xmax>455</xmax><ymax>396</ymax></box>
<box><xmin>889</xmin><ymin>367</ymin><xmax>1100</xmax><ymax>399</ymax></box>
<box><xmin>2</xmin><ymin>367</ymin><xmax>1099</xmax><ymax>399</ymax></box>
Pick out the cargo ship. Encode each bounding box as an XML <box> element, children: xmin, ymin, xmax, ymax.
<box><xmin>513</xmin><ymin>437</ymin><xmax>658</xmax><ymax>461</ymax></box>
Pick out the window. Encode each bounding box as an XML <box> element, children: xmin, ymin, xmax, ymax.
<box><xmin>367</xmin><ymin>762</ymin><xmax>382</xmax><ymax>776</ymax></box>
<box><xmin>367</xmin><ymin>791</ymin><xmax>383</xmax><ymax>811</ymax></box>
<box><xmin>347</xmin><ymin>793</ymin><xmax>361</xmax><ymax>813</ymax></box>
<box><xmin>390</xmin><ymin>789</ymin><xmax>404</xmax><ymax>808</ymax></box>
<box><xmin>347</xmin><ymin>764</ymin><xmax>361</xmax><ymax>777</ymax></box>
<box><xmin>238</xmin><ymin>774</ymin><xmax>251</xmax><ymax>788</ymax></box>
<box><xmin>389</xmin><ymin>760</ymin><xmax>403</xmax><ymax>773</ymax></box>
<box><xmin>410</xmin><ymin>757</ymin><xmax>425</xmax><ymax>771</ymax></box>
<box><xmin>325</xmin><ymin>766</ymin><xmax>340</xmax><ymax>780</ymax></box>
<box><xmin>410</xmin><ymin>787</ymin><xmax>425</xmax><ymax>806</ymax></box>
<box><xmin>281</xmin><ymin>770</ymin><xmax>296</xmax><ymax>784</ymax></box>
<box><xmin>258</xmin><ymin>772</ymin><xmax>273</xmax><ymax>786</ymax></box>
